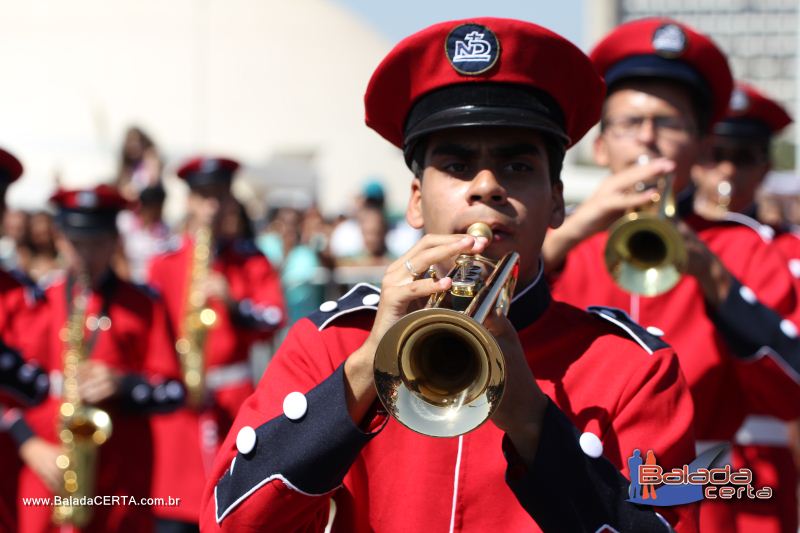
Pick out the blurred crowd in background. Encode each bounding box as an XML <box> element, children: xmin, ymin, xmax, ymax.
<box><xmin>0</xmin><ymin>126</ymin><xmax>423</xmax><ymax>339</ymax></box>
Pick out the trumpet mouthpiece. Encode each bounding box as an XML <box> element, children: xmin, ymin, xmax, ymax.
<box><xmin>467</xmin><ymin>222</ymin><xmax>493</xmax><ymax>241</ymax></box>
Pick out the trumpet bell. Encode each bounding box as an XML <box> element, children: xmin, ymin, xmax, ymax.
<box><xmin>605</xmin><ymin>211</ymin><xmax>687</xmax><ymax>297</ymax></box>
<box><xmin>374</xmin><ymin>307</ymin><xmax>505</xmax><ymax>438</ymax></box>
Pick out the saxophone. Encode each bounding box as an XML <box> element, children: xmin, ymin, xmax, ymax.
<box><xmin>53</xmin><ymin>275</ymin><xmax>113</xmax><ymax>527</ymax></box>
<box><xmin>175</xmin><ymin>225</ymin><xmax>217</xmax><ymax>408</ymax></box>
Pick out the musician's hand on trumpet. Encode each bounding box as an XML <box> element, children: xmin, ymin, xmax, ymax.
<box><xmin>343</xmin><ymin>233</ymin><xmax>488</xmax><ymax>426</ymax></box>
<box><xmin>675</xmin><ymin>221</ymin><xmax>733</xmax><ymax>308</ymax></box>
<box><xmin>543</xmin><ymin>157</ymin><xmax>675</xmax><ymax>274</ymax></box>
<box><xmin>483</xmin><ymin>309</ymin><xmax>548</xmax><ymax>462</ymax></box>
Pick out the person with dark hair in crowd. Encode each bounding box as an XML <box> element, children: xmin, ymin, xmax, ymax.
<box><xmin>148</xmin><ymin>157</ymin><xmax>286</xmax><ymax>532</ymax></box>
<box><xmin>200</xmin><ymin>18</ymin><xmax>696</xmax><ymax>532</ymax></box>
<box><xmin>257</xmin><ymin>206</ymin><xmax>323</xmax><ymax>325</ymax></box>
<box><xmin>336</xmin><ymin>205</ymin><xmax>394</xmax><ymax>267</ymax></box>
<box><xmin>17</xmin><ymin>184</ymin><xmax>185</xmax><ymax>533</ymax></box>
<box><xmin>118</xmin><ymin>183</ymin><xmax>172</xmax><ymax>283</ymax></box>
<box><xmin>329</xmin><ymin>180</ymin><xmax>387</xmax><ymax>261</ymax></box>
<box><xmin>16</xmin><ymin>210</ymin><xmax>60</xmax><ymax>285</ymax></box>
<box><xmin>117</xmin><ymin>126</ymin><xmax>163</xmax><ymax>202</ymax></box>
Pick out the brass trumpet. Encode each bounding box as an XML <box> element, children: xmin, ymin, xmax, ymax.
<box><xmin>605</xmin><ymin>161</ymin><xmax>687</xmax><ymax>297</ymax></box>
<box><xmin>374</xmin><ymin>223</ymin><xmax>517</xmax><ymax>438</ymax></box>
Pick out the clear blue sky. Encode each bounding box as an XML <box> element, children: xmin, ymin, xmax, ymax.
<box><xmin>332</xmin><ymin>0</ymin><xmax>585</xmax><ymax>49</ymax></box>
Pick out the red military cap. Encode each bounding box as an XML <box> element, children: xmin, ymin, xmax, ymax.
<box><xmin>364</xmin><ymin>17</ymin><xmax>606</xmax><ymax>166</ymax></box>
<box><xmin>176</xmin><ymin>156</ymin><xmax>240</xmax><ymax>188</ymax></box>
<box><xmin>51</xmin><ymin>184</ymin><xmax>130</xmax><ymax>234</ymax></box>
<box><xmin>590</xmin><ymin>18</ymin><xmax>733</xmax><ymax>127</ymax></box>
<box><xmin>0</xmin><ymin>147</ymin><xmax>23</xmax><ymax>184</ymax></box>
<box><xmin>715</xmin><ymin>82</ymin><xmax>793</xmax><ymax>139</ymax></box>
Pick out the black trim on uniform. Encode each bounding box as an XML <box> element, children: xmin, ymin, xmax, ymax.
<box><xmin>117</xmin><ymin>374</ymin><xmax>186</xmax><ymax>413</ymax></box>
<box><xmin>306</xmin><ymin>283</ymin><xmax>380</xmax><ymax>330</ymax></box>
<box><xmin>7</xmin><ymin>416</ymin><xmax>35</xmax><ymax>447</ymax></box>
<box><xmin>229</xmin><ymin>298</ymin><xmax>283</xmax><ymax>332</ymax></box>
<box><xmin>214</xmin><ymin>364</ymin><xmax>386</xmax><ymax>523</ymax></box>
<box><xmin>0</xmin><ymin>342</ymin><xmax>49</xmax><ymax>406</ymax></box>
<box><xmin>710</xmin><ymin>278</ymin><xmax>800</xmax><ymax>375</ymax></box>
<box><xmin>504</xmin><ymin>399</ymin><xmax>672</xmax><ymax>532</ymax></box>
<box><xmin>588</xmin><ymin>306</ymin><xmax>671</xmax><ymax>353</ymax></box>
<box><xmin>508</xmin><ymin>266</ymin><xmax>551</xmax><ymax>332</ymax></box>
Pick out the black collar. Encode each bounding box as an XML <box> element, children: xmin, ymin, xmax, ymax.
<box><xmin>508</xmin><ymin>260</ymin><xmax>551</xmax><ymax>332</ymax></box>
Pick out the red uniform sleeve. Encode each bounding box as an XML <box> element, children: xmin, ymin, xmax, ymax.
<box><xmin>608</xmin><ymin>347</ymin><xmax>698</xmax><ymax>532</ymax></box>
<box><xmin>709</xmin><ymin>235</ymin><xmax>800</xmax><ymax>418</ymax></box>
<box><xmin>227</xmin><ymin>255</ymin><xmax>287</xmax><ymax>340</ymax></box>
<box><xmin>504</xmin><ymin>343</ymin><xmax>698</xmax><ymax>533</ymax></box>
<box><xmin>116</xmin><ymin>290</ymin><xmax>186</xmax><ymax>414</ymax></box>
<box><xmin>199</xmin><ymin>318</ymin><xmax>383</xmax><ymax>532</ymax></box>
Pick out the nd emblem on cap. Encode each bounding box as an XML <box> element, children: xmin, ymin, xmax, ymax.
<box><xmin>651</xmin><ymin>23</ymin><xmax>687</xmax><ymax>58</ymax></box>
<box><xmin>446</xmin><ymin>23</ymin><xmax>500</xmax><ymax>75</ymax></box>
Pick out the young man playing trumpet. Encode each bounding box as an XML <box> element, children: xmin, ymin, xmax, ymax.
<box><xmin>201</xmin><ymin>18</ymin><xmax>698</xmax><ymax>532</ymax></box>
<box><xmin>544</xmin><ymin>18</ymin><xmax>800</xmax><ymax>532</ymax></box>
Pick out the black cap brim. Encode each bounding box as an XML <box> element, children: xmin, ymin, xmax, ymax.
<box><xmin>714</xmin><ymin>118</ymin><xmax>773</xmax><ymax>140</ymax></box>
<box><xmin>605</xmin><ymin>55</ymin><xmax>711</xmax><ymax>104</ymax></box>
<box><xmin>56</xmin><ymin>210</ymin><xmax>119</xmax><ymax>235</ymax></box>
<box><xmin>402</xmin><ymin>83</ymin><xmax>569</xmax><ymax>167</ymax></box>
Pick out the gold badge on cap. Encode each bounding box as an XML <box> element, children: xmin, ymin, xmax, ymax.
<box><xmin>652</xmin><ymin>23</ymin><xmax>687</xmax><ymax>58</ymax></box>
<box><xmin>445</xmin><ymin>23</ymin><xmax>500</xmax><ymax>76</ymax></box>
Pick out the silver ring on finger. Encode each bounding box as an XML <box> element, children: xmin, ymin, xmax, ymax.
<box><xmin>404</xmin><ymin>259</ymin><xmax>420</xmax><ymax>279</ymax></box>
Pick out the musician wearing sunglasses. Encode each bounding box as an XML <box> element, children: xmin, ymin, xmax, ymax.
<box><xmin>201</xmin><ymin>18</ymin><xmax>697</xmax><ymax>533</ymax></box>
<box><xmin>543</xmin><ymin>18</ymin><xmax>800</xmax><ymax>532</ymax></box>
<box><xmin>692</xmin><ymin>82</ymin><xmax>798</xmax><ymax>533</ymax></box>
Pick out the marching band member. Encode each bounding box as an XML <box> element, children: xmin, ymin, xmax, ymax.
<box><xmin>692</xmin><ymin>82</ymin><xmax>797</xmax><ymax>533</ymax></box>
<box><xmin>1</xmin><ymin>340</ymin><xmax>49</xmax><ymax>533</ymax></box>
<box><xmin>17</xmin><ymin>185</ymin><xmax>184</xmax><ymax>533</ymax></box>
<box><xmin>544</xmin><ymin>18</ymin><xmax>800</xmax><ymax>531</ymax></box>
<box><xmin>148</xmin><ymin>158</ymin><xmax>285</xmax><ymax>532</ymax></box>
<box><xmin>0</xmin><ymin>147</ymin><xmax>49</xmax><ymax>532</ymax></box>
<box><xmin>200</xmin><ymin>18</ymin><xmax>698</xmax><ymax>532</ymax></box>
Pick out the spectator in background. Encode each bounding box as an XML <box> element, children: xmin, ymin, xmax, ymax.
<box><xmin>116</xmin><ymin>126</ymin><xmax>162</xmax><ymax>201</ymax></box>
<box><xmin>337</xmin><ymin>205</ymin><xmax>393</xmax><ymax>266</ymax></box>
<box><xmin>16</xmin><ymin>210</ymin><xmax>60</xmax><ymax>285</ymax></box>
<box><xmin>258</xmin><ymin>206</ymin><xmax>322</xmax><ymax>324</ymax></box>
<box><xmin>0</xmin><ymin>209</ymin><xmax>26</xmax><ymax>270</ymax></box>
<box><xmin>300</xmin><ymin>204</ymin><xmax>334</xmax><ymax>267</ymax></box>
<box><xmin>117</xmin><ymin>184</ymin><xmax>173</xmax><ymax>283</ymax></box>
<box><xmin>329</xmin><ymin>179</ymin><xmax>386</xmax><ymax>260</ymax></box>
